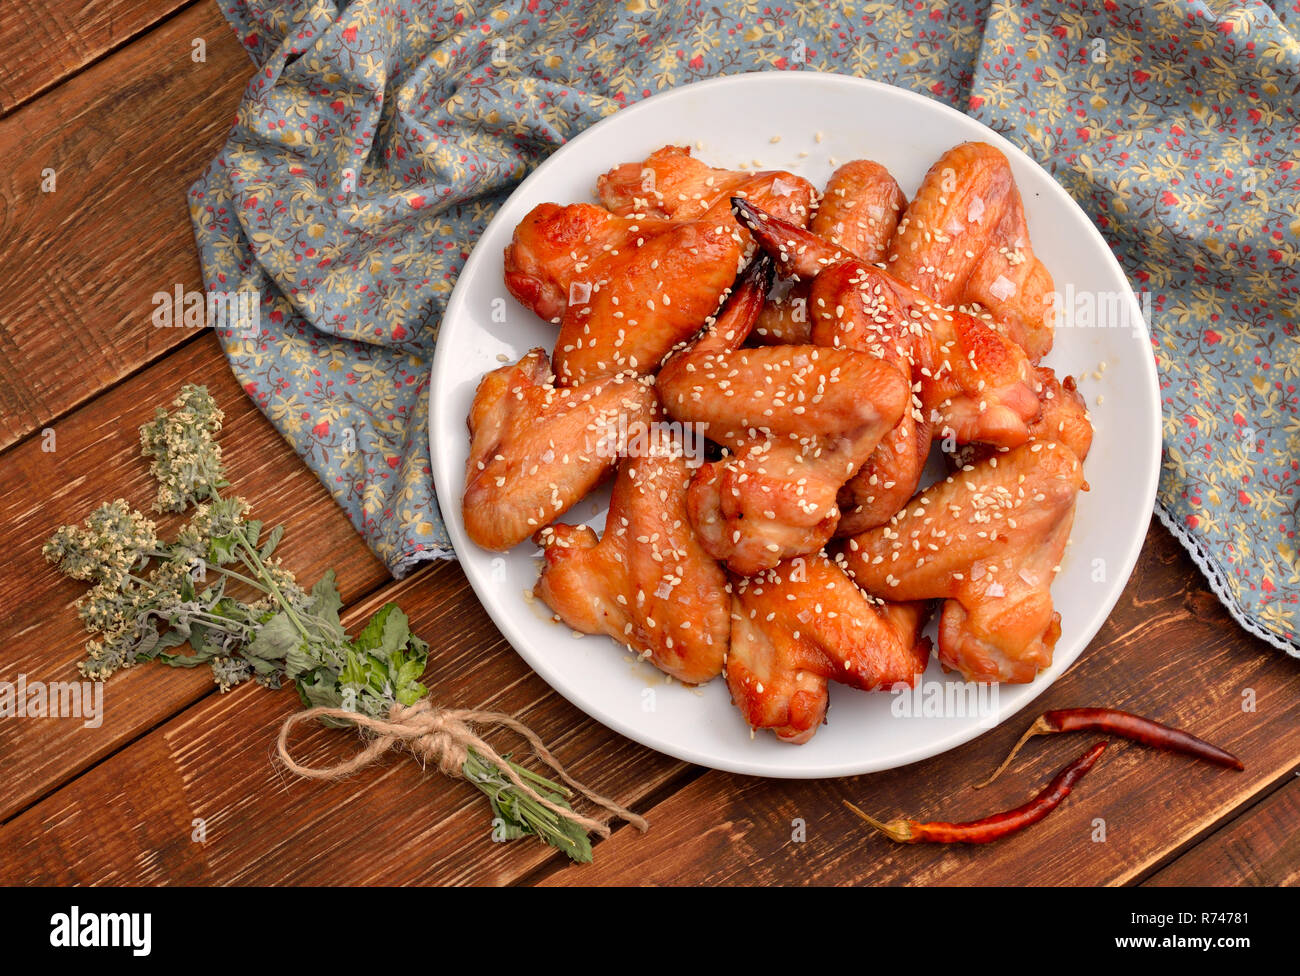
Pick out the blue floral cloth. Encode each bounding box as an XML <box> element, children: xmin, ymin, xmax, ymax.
<box><xmin>190</xmin><ymin>0</ymin><xmax>1298</xmax><ymax>655</ymax></box>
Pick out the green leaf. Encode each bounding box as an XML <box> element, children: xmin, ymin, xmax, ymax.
<box><xmin>488</xmin><ymin>798</ymin><xmax>529</xmax><ymax>842</ymax></box>
<box><xmin>243</xmin><ymin>611</ymin><xmax>300</xmax><ymax>675</ymax></box>
<box><xmin>295</xmin><ymin>676</ymin><xmax>357</xmax><ymax>728</ymax></box>
<box><xmin>351</xmin><ymin>605</ymin><xmax>428</xmax><ymax>706</ymax></box>
<box><xmin>303</xmin><ymin>570</ymin><xmax>345</xmax><ymax>645</ymax></box>
<box><xmin>258</xmin><ymin>524</ymin><xmax>285</xmax><ymax>561</ymax></box>
<box><xmin>297</xmin><ymin>676</ymin><xmax>341</xmax><ymax>710</ymax></box>
<box><xmin>337</xmin><ymin>648</ymin><xmax>373</xmax><ymax>690</ymax></box>
<box><xmin>462</xmin><ymin>751</ymin><xmax>595</xmax><ymax>863</ymax></box>
<box><xmin>353</xmin><ymin>603</ymin><xmax>406</xmax><ymax>655</ymax></box>
<box><xmin>139</xmin><ymin>627</ymin><xmax>190</xmax><ymax>664</ymax></box>
<box><xmin>284</xmin><ymin>641</ymin><xmax>319</xmax><ymax>680</ymax></box>
<box><xmin>392</xmin><ymin>660</ymin><xmax>427</xmax><ymax>706</ymax></box>
<box><xmin>552</xmin><ymin>811</ymin><xmax>594</xmax><ymax>863</ymax></box>
<box><xmin>208</xmin><ymin>532</ymin><xmax>239</xmax><ymax>565</ymax></box>
<box><xmin>161</xmin><ymin>622</ymin><xmax>221</xmax><ymax>667</ymax></box>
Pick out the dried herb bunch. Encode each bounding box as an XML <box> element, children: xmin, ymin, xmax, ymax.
<box><xmin>45</xmin><ymin>385</ymin><xmax>598</xmax><ymax>860</ymax></box>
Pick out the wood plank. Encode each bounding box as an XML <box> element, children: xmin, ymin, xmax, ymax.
<box><xmin>0</xmin><ymin>0</ymin><xmax>194</xmax><ymax>116</ymax></box>
<box><xmin>0</xmin><ymin>0</ymin><xmax>250</xmax><ymax>448</ymax></box>
<box><xmin>0</xmin><ymin>333</ymin><xmax>388</xmax><ymax>822</ymax></box>
<box><xmin>536</xmin><ymin>525</ymin><xmax>1300</xmax><ymax>886</ymax></box>
<box><xmin>5</xmin><ymin>513</ymin><xmax>1292</xmax><ymax>884</ymax></box>
<box><xmin>1143</xmin><ymin>778</ymin><xmax>1300</xmax><ymax>886</ymax></box>
<box><xmin>0</xmin><ymin>561</ymin><xmax>686</xmax><ymax>885</ymax></box>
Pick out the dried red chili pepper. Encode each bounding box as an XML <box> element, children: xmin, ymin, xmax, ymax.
<box><xmin>845</xmin><ymin>741</ymin><xmax>1106</xmax><ymax>844</ymax></box>
<box><xmin>976</xmin><ymin>707</ymin><xmax>1243</xmax><ymax>788</ymax></box>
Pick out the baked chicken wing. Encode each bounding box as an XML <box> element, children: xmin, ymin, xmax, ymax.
<box><xmin>658</xmin><ymin>255</ymin><xmax>910</xmax><ymax>573</ymax></box>
<box><xmin>462</xmin><ymin>349</ymin><xmax>657</xmax><ymax>551</ymax></box>
<box><xmin>1027</xmin><ymin>367</ymin><xmax>1093</xmax><ymax>462</ymax></box>
<box><xmin>735</xmin><ymin>198</ymin><xmax>1038</xmax><ymax>451</ymax></box>
<box><xmin>811</xmin><ymin>159</ymin><xmax>906</xmax><ymax>264</ymax></box>
<box><xmin>534</xmin><ymin>437</ymin><xmax>729</xmax><ymax>684</ymax></box>
<box><xmin>503</xmin><ymin>201</ymin><xmax>744</xmax><ymax>385</ymax></box>
<box><xmin>753</xmin><ymin>282</ymin><xmax>813</xmax><ymax>345</ymax></box>
<box><xmin>952</xmin><ymin>366</ymin><xmax>1094</xmax><ymax>471</ymax></box>
<box><xmin>598</xmin><ymin>144</ymin><xmax>816</xmax><ymax>235</ymax></box>
<box><xmin>750</xmin><ymin>160</ymin><xmax>905</xmax><ymax>349</ymax></box>
<box><xmin>726</xmin><ymin>552</ymin><xmax>930</xmax><ymax>742</ymax></box>
<box><xmin>803</xmin><ymin>258</ymin><xmax>931</xmax><ymax>535</ymax></box>
<box><xmin>887</xmin><ymin>142</ymin><xmax>1055</xmax><ymax>361</ymax></box>
<box><xmin>840</xmin><ymin>440</ymin><xmax>1084</xmax><ymax>683</ymax></box>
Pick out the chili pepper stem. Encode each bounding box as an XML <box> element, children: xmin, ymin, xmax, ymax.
<box><xmin>842</xmin><ymin>800</ymin><xmax>914</xmax><ymax>843</ymax></box>
<box><xmin>974</xmin><ymin>715</ymin><xmax>1055</xmax><ymax>789</ymax></box>
<box><xmin>977</xmin><ymin>707</ymin><xmax>1244</xmax><ymax>789</ymax></box>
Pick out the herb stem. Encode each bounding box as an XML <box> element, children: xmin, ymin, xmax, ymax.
<box><xmin>230</xmin><ymin>520</ymin><xmax>311</xmax><ymax>641</ymax></box>
<box><xmin>192</xmin><ymin>561</ymin><xmax>267</xmax><ymax>593</ymax></box>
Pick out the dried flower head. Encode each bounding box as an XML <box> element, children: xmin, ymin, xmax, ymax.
<box><xmin>139</xmin><ymin>384</ymin><xmax>226</xmax><ymax>512</ymax></box>
<box><xmin>43</xmin><ymin>499</ymin><xmax>158</xmax><ymax>586</ymax></box>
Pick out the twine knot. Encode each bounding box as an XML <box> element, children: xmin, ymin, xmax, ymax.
<box><xmin>276</xmin><ymin>697</ymin><xmax>648</xmax><ymax>840</ymax></box>
<box><xmin>386</xmin><ymin>701</ymin><xmax>473</xmax><ymax>777</ymax></box>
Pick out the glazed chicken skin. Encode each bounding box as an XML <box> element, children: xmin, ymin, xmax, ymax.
<box><xmin>685</xmin><ymin>432</ymin><xmax>875</xmax><ymax>576</ymax></box>
<box><xmin>657</xmin><ymin>257</ymin><xmax>906</xmax><ymax>447</ymax></box>
<box><xmin>750</xmin><ymin>159</ymin><xmax>906</xmax><ymax>349</ymax></box>
<box><xmin>812</xmin><ymin>159</ymin><xmax>906</xmax><ymax>264</ymax></box>
<box><xmin>503</xmin><ymin>202</ymin><xmax>744</xmax><ymax>385</ymax></box>
<box><xmin>952</xmin><ymin>366</ymin><xmax>1094</xmax><ymax>471</ymax></box>
<box><xmin>887</xmin><ymin>142</ymin><xmax>1056</xmax><ymax>361</ymax></box>
<box><xmin>804</xmin><ymin>258</ymin><xmax>931</xmax><ymax>535</ymax></box>
<box><xmin>504</xmin><ymin>202</ymin><xmax>647</xmax><ymax>324</ymax></box>
<box><xmin>734</xmin><ymin>197</ymin><xmax>1038</xmax><ymax>451</ymax></box>
<box><xmin>726</xmin><ymin>552</ymin><xmax>930</xmax><ymax>743</ymax></box>
<box><xmin>462</xmin><ymin>349</ymin><xmax>657</xmax><ymax>551</ymax></box>
<box><xmin>1027</xmin><ymin>367</ymin><xmax>1093</xmax><ymax>462</ymax></box>
<box><xmin>534</xmin><ymin>437</ymin><xmax>729</xmax><ymax>685</ymax></box>
<box><xmin>840</xmin><ymin>440</ymin><xmax>1084</xmax><ymax>683</ymax></box>
<box><xmin>598</xmin><ymin>144</ymin><xmax>816</xmax><ymax>237</ymax></box>
<box><xmin>657</xmin><ymin>255</ymin><xmax>910</xmax><ymax>573</ymax></box>
<box><xmin>753</xmin><ymin>283</ymin><xmax>813</xmax><ymax>345</ymax></box>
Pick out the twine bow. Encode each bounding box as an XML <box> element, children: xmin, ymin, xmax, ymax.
<box><xmin>277</xmin><ymin>699</ymin><xmax>649</xmax><ymax>839</ymax></box>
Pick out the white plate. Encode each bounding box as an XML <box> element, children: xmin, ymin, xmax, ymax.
<box><xmin>429</xmin><ymin>72</ymin><xmax>1160</xmax><ymax>778</ymax></box>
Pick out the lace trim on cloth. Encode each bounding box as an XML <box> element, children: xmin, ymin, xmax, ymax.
<box><xmin>1155</xmin><ymin>501</ymin><xmax>1300</xmax><ymax>658</ymax></box>
<box><xmin>392</xmin><ymin>544</ymin><xmax>456</xmax><ymax>581</ymax></box>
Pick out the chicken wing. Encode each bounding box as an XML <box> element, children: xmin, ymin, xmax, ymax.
<box><xmin>1027</xmin><ymin>367</ymin><xmax>1093</xmax><ymax>462</ymax></box>
<box><xmin>734</xmin><ymin>198</ymin><xmax>1038</xmax><ymax>451</ymax></box>
<box><xmin>887</xmin><ymin>142</ymin><xmax>1055</xmax><ymax>361</ymax></box>
<box><xmin>840</xmin><ymin>440</ymin><xmax>1084</xmax><ymax>683</ymax></box>
<box><xmin>657</xmin><ymin>254</ymin><xmax>910</xmax><ymax>573</ymax></box>
<box><xmin>726</xmin><ymin>552</ymin><xmax>930</xmax><ymax>742</ymax></box>
<box><xmin>657</xmin><ymin>261</ymin><xmax>907</xmax><ymax>448</ymax></box>
<box><xmin>534</xmin><ymin>437</ymin><xmax>729</xmax><ymax>685</ymax></box>
<box><xmin>750</xmin><ymin>160</ymin><xmax>904</xmax><ymax>349</ymax></box>
<box><xmin>753</xmin><ymin>281</ymin><xmax>813</xmax><ymax>346</ymax></box>
<box><xmin>811</xmin><ymin>159</ymin><xmax>906</xmax><ymax>264</ymax></box>
<box><xmin>686</xmin><ymin>434</ymin><xmax>857</xmax><ymax>575</ymax></box>
<box><xmin>462</xmin><ymin>349</ymin><xmax>658</xmax><ymax>551</ymax></box>
<box><xmin>804</xmin><ymin>258</ymin><xmax>931</xmax><ymax>534</ymax></box>
<box><xmin>503</xmin><ymin>202</ymin><xmax>647</xmax><ymax>324</ymax></box>
<box><xmin>951</xmin><ymin>366</ymin><xmax>1094</xmax><ymax>470</ymax></box>
<box><xmin>598</xmin><ymin>144</ymin><xmax>816</xmax><ymax>235</ymax></box>
<box><xmin>503</xmin><ymin>201</ymin><xmax>744</xmax><ymax>385</ymax></box>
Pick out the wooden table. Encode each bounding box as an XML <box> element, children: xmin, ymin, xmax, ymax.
<box><xmin>2</xmin><ymin>2</ymin><xmax>1296</xmax><ymax>887</ymax></box>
